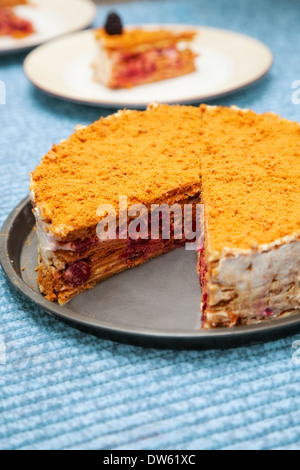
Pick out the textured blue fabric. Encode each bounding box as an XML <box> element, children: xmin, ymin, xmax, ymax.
<box><xmin>1</xmin><ymin>0</ymin><xmax>300</xmax><ymax>450</ymax></box>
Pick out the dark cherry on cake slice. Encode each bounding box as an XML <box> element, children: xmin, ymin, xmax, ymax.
<box><xmin>104</xmin><ymin>12</ymin><xmax>123</xmax><ymax>36</ymax></box>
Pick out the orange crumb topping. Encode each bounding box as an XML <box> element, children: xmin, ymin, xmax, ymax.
<box><xmin>200</xmin><ymin>105</ymin><xmax>300</xmax><ymax>251</ymax></box>
<box><xmin>94</xmin><ymin>28</ymin><xmax>197</xmax><ymax>52</ymax></box>
<box><xmin>0</xmin><ymin>0</ymin><xmax>27</xmax><ymax>6</ymax></box>
<box><xmin>30</xmin><ymin>105</ymin><xmax>201</xmax><ymax>239</ymax></box>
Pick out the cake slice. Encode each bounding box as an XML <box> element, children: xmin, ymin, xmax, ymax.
<box><xmin>30</xmin><ymin>104</ymin><xmax>201</xmax><ymax>304</ymax></box>
<box><xmin>93</xmin><ymin>13</ymin><xmax>198</xmax><ymax>89</ymax></box>
<box><xmin>199</xmin><ymin>105</ymin><xmax>300</xmax><ymax>327</ymax></box>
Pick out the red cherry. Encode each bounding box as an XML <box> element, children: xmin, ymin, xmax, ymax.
<box><xmin>64</xmin><ymin>261</ymin><xmax>91</xmax><ymax>286</ymax></box>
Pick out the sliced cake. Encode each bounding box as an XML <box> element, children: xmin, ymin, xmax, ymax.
<box><xmin>30</xmin><ymin>104</ymin><xmax>201</xmax><ymax>304</ymax></box>
<box><xmin>93</xmin><ymin>13</ymin><xmax>198</xmax><ymax>89</ymax></box>
<box><xmin>30</xmin><ymin>104</ymin><xmax>300</xmax><ymax>328</ymax></box>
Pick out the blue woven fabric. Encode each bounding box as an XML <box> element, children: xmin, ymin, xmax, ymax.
<box><xmin>1</xmin><ymin>0</ymin><xmax>300</xmax><ymax>450</ymax></box>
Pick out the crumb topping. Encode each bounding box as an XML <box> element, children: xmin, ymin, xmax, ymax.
<box><xmin>94</xmin><ymin>28</ymin><xmax>197</xmax><ymax>51</ymax></box>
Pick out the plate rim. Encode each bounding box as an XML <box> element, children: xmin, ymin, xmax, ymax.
<box><xmin>23</xmin><ymin>24</ymin><xmax>274</xmax><ymax>108</ymax></box>
<box><xmin>0</xmin><ymin>0</ymin><xmax>97</xmax><ymax>55</ymax></box>
<box><xmin>1</xmin><ymin>196</ymin><xmax>300</xmax><ymax>350</ymax></box>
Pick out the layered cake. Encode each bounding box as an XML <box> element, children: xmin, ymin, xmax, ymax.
<box><xmin>30</xmin><ymin>104</ymin><xmax>300</xmax><ymax>328</ymax></box>
<box><xmin>93</xmin><ymin>13</ymin><xmax>197</xmax><ymax>89</ymax></box>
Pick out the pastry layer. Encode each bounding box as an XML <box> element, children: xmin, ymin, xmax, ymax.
<box><xmin>37</xmin><ymin>236</ymin><xmax>186</xmax><ymax>304</ymax></box>
<box><xmin>94</xmin><ymin>45</ymin><xmax>196</xmax><ymax>89</ymax></box>
<box><xmin>36</xmin><ymin>194</ymin><xmax>199</xmax><ymax>304</ymax></box>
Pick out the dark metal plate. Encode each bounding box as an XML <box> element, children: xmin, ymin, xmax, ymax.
<box><xmin>1</xmin><ymin>196</ymin><xmax>300</xmax><ymax>349</ymax></box>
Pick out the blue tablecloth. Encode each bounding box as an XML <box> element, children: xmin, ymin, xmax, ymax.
<box><xmin>1</xmin><ymin>0</ymin><xmax>300</xmax><ymax>450</ymax></box>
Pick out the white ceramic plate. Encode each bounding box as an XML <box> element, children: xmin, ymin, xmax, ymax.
<box><xmin>0</xmin><ymin>0</ymin><xmax>96</xmax><ymax>54</ymax></box>
<box><xmin>24</xmin><ymin>24</ymin><xmax>273</xmax><ymax>108</ymax></box>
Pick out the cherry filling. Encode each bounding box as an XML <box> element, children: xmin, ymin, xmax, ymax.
<box><xmin>120</xmin><ymin>209</ymin><xmax>187</xmax><ymax>264</ymax></box>
<box><xmin>64</xmin><ymin>261</ymin><xmax>91</xmax><ymax>286</ymax></box>
<box><xmin>113</xmin><ymin>47</ymin><xmax>183</xmax><ymax>86</ymax></box>
<box><xmin>198</xmin><ymin>247</ymin><xmax>208</xmax><ymax>323</ymax></box>
<box><xmin>263</xmin><ymin>308</ymin><xmax>273</xmax><ymax>317</ymax></box>
<box><xmin>70</xmin><ymin>237</ymin><xmax>99</xmax><ymax>253</ymax></box>
<box><xmin>59</xmin><ymin>197</ymin><xmax>198</xmax><ymax>286</ymax></box>
<box><xmin>122</xmin><ymin>238</ymin><xmax>184</xmax><ymax>264</ymax></box>
<box><xmin>0</xmin><ymin>8</ymin><xmax>34</xmax><ymax>37</ymax></box>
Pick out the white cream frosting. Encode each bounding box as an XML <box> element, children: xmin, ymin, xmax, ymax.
<box><xmin>205</xmin><ymin>234</ymin><xmax>300</xmax><ymax>324</ymax></box>
<box><xmin>30</xmin><ymin>189</ymin><xmax>77</xmax><ymax>271</ymax></box>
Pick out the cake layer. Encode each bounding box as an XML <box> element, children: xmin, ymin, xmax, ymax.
<box><xmin>35</xmin><ymin>192</ymin><xmax>199</xmax><ymax>304</ymax></box>
<box><xmin>37</xmin><ymin>235</ymin><xmax>187</xmax><ymax>304</ymax></box>
<box><xmin>93</xmin><ymin>45</ymin><xmax>196</xmax><ymax>89</ymax></box>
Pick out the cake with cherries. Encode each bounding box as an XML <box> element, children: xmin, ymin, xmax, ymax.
<box><xmin>30</xmin><ymin>104</ymin><xmax>300</xmax><ymax>328</ymax></box>
<box><xmin>93</xmin><ymin>13</ymin><xmax>198</xmax><ymax>89</ymax></box>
